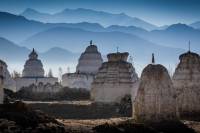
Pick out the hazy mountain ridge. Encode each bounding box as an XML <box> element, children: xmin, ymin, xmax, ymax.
<box><xmin>103</xmin><ymin>23</ymin><xmax>200</xmax><ymax>52</ymax></box>
<box><xmin>147</xmin><ymin>23</ymin><xmax>200</xmax><ymax>51</ymax></box>
<box><xmin>0</xmin><ymin>11</ymin><xmax>106</xmax><ymax>43</ymax></box>
<box><xmin>0</xmin><ymin>11</ymin><xmax>199</xmax><ymax>71</ymax></box>
<box><xmin>190</xmin><ymin>21</ymin><xmax>200</xmax><ymax>29</ymax></box>
<box><xmin>1</xmin><ymin>11</ymin><xmax>199</xmax><ymax>53</ymax></box>
<box><xmin>20</xmin><ymin>8</ymin><xmax>157</xmax><ymax>30</ymax></box>
<box><xmin>0</xmin><ymin>37</ymin><xmax>78</xmax><ymax>64</ymax></box>
<box><xmin>21</xmin><ymin>26</ymin><xmax>184</xmax><ymax>65</ymax></box>
<box><xmin>0</xmin><ymin>11</ymin><xmax>47</xmax><ymax>43</ymax></box>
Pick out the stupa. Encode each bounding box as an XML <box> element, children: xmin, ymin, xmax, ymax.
<box><xmin>133</xmin><ymin>54</ymin><xmax>176</xmax><ymax>122</ymax></box>
<box><xmin>0</xmin><ymin>60</ymin><xmax>6</xmax><ymax>104</ymax></box>
<box><xmin>0</xmin><ymin>59</ymin><xmax>16</xmax><ymax>93</ymax></box>
<box><xmin>22</xmin><ymin>48</ymin><xmax>44</xmax><ymax>77</ymax></box>
<box><xmin>91</xmin><ymin>52</ymin><xmax>138</xmax><ymax>103</ymax></box>
<box><xmin>62</xmin><ymin>41</ymin><xmax>103</xmax><ymax>90</ymax></box>
<box><xmin>76</xmin><ymin>40</ymin><xmax>103</xmax><ymax>74</ymax></box>
<box><xmin>173</xmin><ymin>49</ymin><xmax>200</xmax><ymax>118</ymax></box>
<box><xmin>15</xmin><ymin>49</ymin><xmax>58</xmax><ymax>91</ymax></box>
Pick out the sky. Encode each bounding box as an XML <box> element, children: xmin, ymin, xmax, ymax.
<box><xmin>0</xmin><ymin>0</ymin><xmax>200</xmax><ymax>26</ymax></box>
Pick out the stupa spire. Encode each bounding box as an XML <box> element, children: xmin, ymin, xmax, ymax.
<box><xmin>152</xmin><ymin>53</ymin><xmax>155</xmax><ymax>64</ymax></box>
<box><xmin>90</xmin><ymin>40</ymin><xmax>93</xmax><ymax>45</ymax></box>
<box><xmin>117</xmin><ymin>46</ymin><xmax>119</xmax><ymax>53</ymax></box>
<box><xmin>188</xmin><ymin>40</ymin><xmax>191</xmax><ymax>52</ymax></box>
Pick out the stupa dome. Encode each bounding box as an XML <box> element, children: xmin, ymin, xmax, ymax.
<box><xmin>173</xmin><ymin>50</ymin><xmax>200</xmax><ymax>118</ymax></box>
<box><xmin>22</xmin><ymin>48</ymin><xmax>44</xmax><ymax>78</ymax></box>
<box><xmin>76</xmin><ymin>41</ymin><xmax>103</xmax><ymax>74</ymax></box>
<box><xmin>134</xmin><ymin>55</ymin><xmax>176</xmax><ymax>122</ymax></box>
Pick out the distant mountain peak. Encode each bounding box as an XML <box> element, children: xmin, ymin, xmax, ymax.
<box><xmin>21</xmin><ymin>8</ymin><xmax>51</xmax><ymax>16</ymax></box>
<box><xmin>23</xmin><ymin>8</ymin><xmax>38</xmax><ymax>12</ymax></box>
<box><xmin>20</xmin><ymin>8</ymin><xmax>157</xmax><ymax>30</ymax></box>
<box><xmin>190</xmin><ymin>21</ymin><xmax>200</xmax><ymax>29</ymax></box>
<box><xmin>166</xmin><ymin>23</ymin><xmax>194</xmax><ymax>31</ymax></box>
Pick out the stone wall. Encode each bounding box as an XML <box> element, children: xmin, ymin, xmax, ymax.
<box><xmin>22</xmin><ymin>82</ymin><xmax>62</xmax><ymax>93</ymax></box>
<box><xmin>61</xmin><ymin>73</ymin><xmax>94</xmax><ymax>90</ymax></box>
<box><xmin>15</xmin><ymin>77</ymin><xmax>58</xmax><ymax>91</ymax></box>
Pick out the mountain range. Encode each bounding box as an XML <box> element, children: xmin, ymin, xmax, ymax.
<box><xmin>0</xmin><ymin>37</ymin><xmax>78</xmax><ymax>64</ymax></box>
<box><xmin>20</xmin><ymin>8</ymin><xmax>157</xmax><ymax>31</ymax></box>
<box><xmin>190</xmin><ymin>21</ymin><xmax>200</xmax><ymax>29</ymax></box>
<box><xmin>0</xmin><ymin>10</ymin><xmax>199</xmax><ymax>74</ymax></box>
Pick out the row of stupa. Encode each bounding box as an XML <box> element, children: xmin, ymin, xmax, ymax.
<box><xmin>63</xmin><ymin>41</ymin><xmax>200</xmax><ymax>121</ymax></box>
<box><xmin>0</xmin><ymin>41</ymin><xmax>200</xmax><ymax>122</ymax></box>
<box><xmin>133</xmin><ymin>50</ymin><xmax>200</xmax><ymax>122</ymax></box>
<box><xmin>0</xmin><ymin>41</ymin><xmax>104</xmax><ymax>92</ymax></box>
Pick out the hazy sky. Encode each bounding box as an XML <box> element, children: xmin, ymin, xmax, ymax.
<box><xmin>0</xmin><ymin>0</ymin><xmax>200</xmax><ymax>26</ymax></box>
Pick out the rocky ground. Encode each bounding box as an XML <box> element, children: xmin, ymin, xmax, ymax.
<box><xmin>59</xmin><ymin>118</ymin><xmax>200</xmax><ymax>133</ymax></box>
<box><xmin>1</xmin><ymin>101</ymin><xmax>200</xmax><ymax>133</ymax></box>
<box><xmin>0</xmin><ymin>101</ymin><xmax>65</xmax><ymax>133</ymax></box>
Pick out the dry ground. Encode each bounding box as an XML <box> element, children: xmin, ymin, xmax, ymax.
<box><xmin>57</xmin><ymin>118</ymin><xmax>200</xmax><ymax>133</ymax></box>
<box><xmin>58</xmin><ymin>117</ymin><xmax>129</xmax><ymax>133</ymax></box>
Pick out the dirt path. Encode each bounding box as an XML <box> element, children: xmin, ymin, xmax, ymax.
<box><xmin>58</xmin><ymin>117</ymin><xmax>130</xmax><ymax>133</ymax></box>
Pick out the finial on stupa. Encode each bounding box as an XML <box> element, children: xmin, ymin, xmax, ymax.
<box><xmin>152</xmin><ymin>53</ymin><xmax>155</xmax><ymax>64</ymax></box>
<box><xmin>90</xmin><ymin>40</ymin><xmax>93</xmax><ymax>45</ymax></box>
<box><xmin>117</xmin><ymin>46</ymin><xmax>119</xmax><ymax>53</ymax></box>
<box><xmin>33</xmin><ymin>48</ymin><xmax>35</xmax><ymax>52</ymax></box>
<box><xmin>188</xmin><ymin>40</ymin><xmax>191</xmax><ymax>53</ymax></box>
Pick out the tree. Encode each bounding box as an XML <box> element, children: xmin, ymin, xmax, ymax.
<box><xmin>48</xmin><ymin>69</ymin><xmax>53</xmax><ymax>77</ymax></box>
<box><xmin>58</xmin><ymin>67</ymin><xmax>63</xmax><ymax>82</ymax></box>
<box><xmin>12</xmin><ymin>70</ymin><xmax>21</xmax><ymax>78</ymax></box>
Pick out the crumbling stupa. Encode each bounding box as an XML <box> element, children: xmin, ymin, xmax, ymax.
<box><xmin>173</xmin><ymin>50</ymin><xmax>200</xmax><ymax>118</ymax></box>
<box><xmin>133</xmin><ymin>54</ymin><xmax>176</xmax><ymax>122</ymax></box>
<box><xmin>0</xmin><ymin>60</ymin><xmax>6</xmax><ymax>104</ymax></box>
<box><xmin>91</xmin><ymin>52</ymin><xmax>138</xmax><ymax>103</ymax></box>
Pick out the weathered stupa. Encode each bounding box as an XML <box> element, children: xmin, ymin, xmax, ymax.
<box><xmin>22</xmin><ymin>48</ymin><xmax>44</xmax><ymax>78</ymax></box>
<box><xmin>133</xmin><ymin>54</ymin><xmax>176</xmax><ymax>122</ymax></box>
<box><xmin>76</xmin><ymin>40</ymin><xmax>103</xmax><ymax>74</ymax></box>
<box><xmin>15</xmin><ymin>49</ymin><xmax>58</xmax><ymax>91</ymax></box>
<box><xmin>0</xmin><ymin>60</ymin><xmax>6</xmax><ymax>104</ymax></box>
<box><xmin>62</xmin><ymin>41</ymin><xmax>103</xmax><ymax>90</ymax></box>
<box><xmin>0</xmin><ymin>59</ymin><xmax>16</xmax><ymax>93</ymax></box>
<box><xmin>91</xmin><ymin>52</ymin><xmax>138</xmax><ymax>103</ymax></box>
<box><xmin>173</xmin><ymin>50</ymin><xmax>200</xmax><ymax>118</ymax></box>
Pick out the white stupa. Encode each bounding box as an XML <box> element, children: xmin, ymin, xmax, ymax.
<box><xmin>91</xmin><ymin>52</ymin><xmax>138</xmax><ymax>103</ymax></box>
<box><xmin>62</xmin><ymin>41</ymin><xmax>103</xmax><ymax>90</ymax></box>
<box><xmin>76</xmin><ymin>40</ymin><xmax>103</xmax><ymax>74</ymax></box>
<box><xmin>173</xmin><ymin>49</ymin><xmax>200</xmax><ymax>118</ymax></box>
<box><xmin>15</xmin><ymin>49</ymin><xmax>58</xmax><ymax>91</ymax></box>
<box><xmin>22</xmin><ymin>48</ymin><xmax>44</xmax><ymax>78</ymax></box>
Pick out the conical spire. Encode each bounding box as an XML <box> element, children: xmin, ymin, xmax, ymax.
<box><xmin>90</xmin><ymin>40</ymin><xmax>93</xmax><ymax>45</ymax></box>
<box><xmin>29</xmin><ymin>48</ymin><xmax>38</xmax><ymax>59</ymax></box>
<box><xmin>188</xmin><ymin>41</ymin><xmax>191</xmax><ymax>53</ymax></box>
<box><xmin>117</xmin><ymin>46</ymin><xmax>119</xmax><ymax>53</ymax></box>
<box><xmin>152</xmin><ymin>53</ymin><xmax>155</xmax><ymax>64</ymax></box>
